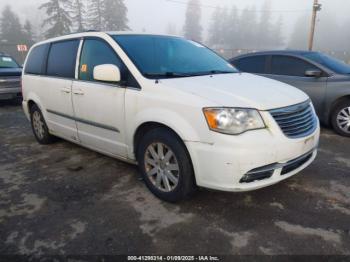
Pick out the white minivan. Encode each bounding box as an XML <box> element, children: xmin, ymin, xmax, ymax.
<box><xmin>22</xmin><ymin>32</ymin><xmax>320</xmax><ymax>202</ymax></box>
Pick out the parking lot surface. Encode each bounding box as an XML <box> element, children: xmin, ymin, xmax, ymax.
<box><xmin>0</xmin><ymin>101</ymin><xmax>350</xmax><ymax>256</ymax></box>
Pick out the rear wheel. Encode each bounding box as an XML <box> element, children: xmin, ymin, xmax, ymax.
<box><xmin>30</xmin><ymin>104</ymin><xmax>57</xmax><ymax>144</ymax></box>
<box><xmin>137</xmin><ymin>127</ymin><xmax>196</xmax><ymax>202</ymax></box>
<box><xmin>331</xmin><ymin>100</ymin><xmax>350</xmax><ymax>137</ymax></box>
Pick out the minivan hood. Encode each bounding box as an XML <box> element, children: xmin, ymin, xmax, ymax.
<box><xmin>159</xmin><ymin>73</ymin><xmax>309</xmax><ymax>110</ymax></box>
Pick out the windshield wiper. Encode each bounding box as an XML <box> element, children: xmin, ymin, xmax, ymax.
<box><xmin>191</xmin><ymin>70</ymin><xmax>235</xmax><ymax>76</ymax></box>
<box><xmin>144</xmin><ymin>72</ymin><xmax>193</xmax><ymax>79</ymax></box>
<box><xmin>208</xmin><ymin>70</ymin><xmax>235</xmax><ymax>75</ymax></box>
<box><xmin>144</xmin><ymin>70</ymin><xmax>235</xmax><ymax>79</ymax></box>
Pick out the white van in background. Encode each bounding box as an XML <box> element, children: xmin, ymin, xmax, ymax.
<box><xmin>22</xmin><ymin>32</ymin><xmax>320</xmax><ymax>202</ymax></box>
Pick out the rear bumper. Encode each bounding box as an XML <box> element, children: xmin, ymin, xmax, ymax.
<box><xmin>0</xmin><ymin>87</ymin><xmax>21</xmax><ymax>100</ymax></box>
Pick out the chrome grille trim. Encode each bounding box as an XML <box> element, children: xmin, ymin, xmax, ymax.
<box><xmin>270</xmin><ymin>100</ymin><xmax>317</xmax><ymax>138</ymax></box>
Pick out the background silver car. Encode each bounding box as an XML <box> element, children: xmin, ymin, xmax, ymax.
<box><xmin>230</xmin><ymin>51</ymin><xmax>350</xmax><ymax>137</ymax></box>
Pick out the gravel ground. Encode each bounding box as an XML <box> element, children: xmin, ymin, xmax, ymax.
<box><xmin>0</xmin><ymin>101</ymin><xmax>350</xmax><ymax>258</ymax></box>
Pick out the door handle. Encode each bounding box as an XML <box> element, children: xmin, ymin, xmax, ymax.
<box><xmin>73</xmin><ymin>89</ymin><xmax>84</xmax><ymax>95</ymax></box>
<box><xmin>61</xmin><ymin>87</ymin><xmax>71</xmax><ymax>94</ymax></box>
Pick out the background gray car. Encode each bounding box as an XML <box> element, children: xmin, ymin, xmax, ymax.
<box><xmin>230</xmin><ymin>51</ymin><xmax>350</xmax><ymax>137</ymax></box>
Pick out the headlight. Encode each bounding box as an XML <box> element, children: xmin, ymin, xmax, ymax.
<box><xmin>203</xmin><ymin>108</ymin><xmax>265</xmax><ymax>135</ymax></box>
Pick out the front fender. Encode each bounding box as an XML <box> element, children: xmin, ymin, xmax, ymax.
<box><xmin>126</xmin><ymin>107</ymin><xmax>205</xmax><ymax>159</ymax></box>
<box><xmin>324</xmin><ymin>82</ymin><xmax>350</xmax><ymax>123</ymax></box>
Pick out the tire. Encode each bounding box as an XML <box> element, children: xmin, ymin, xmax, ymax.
<box><xmin>137</xmin><ymin>127</ymin><xmax>196</xmax><ymax>202</ymax></box>
<box><xmin>331</xmin><ymin>100</ymin><xmax>350</xmax><ymax>137</ymax></box>
<box><xmin>30</xmin><ymin>104</ymin><xmax>57</xmax><ymax>144</ymax></box>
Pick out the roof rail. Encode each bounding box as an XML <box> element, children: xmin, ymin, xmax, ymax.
<box><xmin>58</xmin><ymin>30</ymin><xmax>100</xmax><ymax>37</ymax></box>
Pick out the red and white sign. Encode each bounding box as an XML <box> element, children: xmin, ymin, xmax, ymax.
<box><xmin>17</xmin><ymin>45</ymin><xmax>28</xmax><ymax>52</ymax></box>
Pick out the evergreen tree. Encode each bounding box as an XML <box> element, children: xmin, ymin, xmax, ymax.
<box><xmin>40</xmin><ymin>0</ymin><xmax>72</xmax><ymax>38</ymax></box>
<box><xmin>165</xmin><ymin>23</ymin><xmax>178</xmax><ymax>35</ymax></box>
<box><xmin>341</xmin><ymin>19</ymin><xmax>350</xmax><ymax>54</ymax></box>
<box><xmin>313</xmin><ymin>11</ymin><xmax>340</xmax><ymax>51</ymax></box>
<box><xmin>288</xmin><ymin>14</ymin><xmax>309</xmax><ymax>50</ymax></box>
<box><xmin>257</xmin><ymin>0</ymin><xmax>273</xmax><ymax>48</ymax></box>
<box><xmin>208</xmin><ymin>7</ymin><xmax>223</xmax><ymax>47</ymax></box>
<box><xmin>88</xmin><ymin>0</ymin><xmax>129</xmax><ymax>31</ymax></box>
<box><xmin>69</xmin><ymin>0</ymin><xmax>86</xmax><ymax>32</ymax></box>
<box><xmin>183</xmin><ymin>0</ymin><xmax>202</xmax><ymax>42</ymax></box>
<box><xmin>103</xmin><ymin>0</ymin><xmax>129</xmax><ymax>31</ymax></box>
<box><xmin>224</xmin><ymin>6</ymin><xmax>240</xmax><ymax>49</ymax></box>
<box><xmin>208</xmin><ymin>2</ymin><xmax>285</xmax><ymax>50</ymax></box>
<box><xmin>271</xmin><ymin>15</ymin><xmax>284</xmax><ymax>48</ymax></box>
<box><xmin>0</xmin><ymin>5</ymin><xmax>25</xmax><ymax>44</ymax></box>
<box><xmin>0</xmin><ymin>6</ymin><xmax>27</xmax><ymax>62</ymax></box>
<box><xmin>218</xmin><ymin>8</ymin><xmax>229</xmax><ymax>47</ymax></box>
<box><xmin>23</xmin><ymin>20</ymin><xmax>35</xmax><ymax>45</ymax></box>
<box><xmin>240</xmin><ymin>6</ymin><xmax>258</xmax><ymax>49</ymax></box>
<box><xmin>88</xmin><ymin>0</ymin><xmax>104</xmax><ymax>30</ymax></box>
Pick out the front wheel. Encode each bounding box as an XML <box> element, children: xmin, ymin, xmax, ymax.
<box><xmin>137</xmin><ymin>128</ymin><xmax>196</xmax><ymax>202</ymax></box>
<box><xmin>331</xmin><ymin>100</ymin><xmax>350</xmax><ymax>137</ymax></box>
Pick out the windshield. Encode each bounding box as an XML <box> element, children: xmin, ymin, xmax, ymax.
<box><xmin>112</xmin><ymin>35</ymin><xmax>237</xmax><ymax>78</ymax></box>
<box><xmin>0</xmin><ymin>56</ymin><xmax>19</xmax><ymax>68</ymax></box>
<box><xmin>303</xmin><ymin>52</ymin><xmax>350</xmax><ymax>74</ymax></box>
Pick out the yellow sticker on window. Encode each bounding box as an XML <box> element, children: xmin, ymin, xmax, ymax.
<box><xmin>81</xmin><ymin>64</ymin><xmax>87</xmax><ymax>73</ymax></box>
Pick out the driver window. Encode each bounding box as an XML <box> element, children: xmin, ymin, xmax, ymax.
<box><xmin>79</xmin><ymin>39</ymin><xmax>125</xmax><ymax>82</ymax></box>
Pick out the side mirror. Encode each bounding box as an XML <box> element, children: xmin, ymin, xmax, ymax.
<box><xmin>305</xmin><ymin>69</ymin><xmax>322</xmax><ymax>78</ymax></box>
<box><xmin>93</xmin><ymin>64</ymin><xmax>121</xmax><ymax>82</ymax></box>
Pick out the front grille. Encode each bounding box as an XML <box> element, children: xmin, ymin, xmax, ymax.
<box><xmin>270</xmin><ymin>100</ymin><xmax>317</xmax><ymax>138</ymax></box>
<box><xmin>0</xmin><ymin>76</ymin><xmax>21</xmax><ymax>89</ymax></box>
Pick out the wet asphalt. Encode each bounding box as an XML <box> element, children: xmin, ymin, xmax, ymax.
<box><xmin>0</xmin><ymin>101</ymin><xmax>350</xmax><ymax>257</ymax></box>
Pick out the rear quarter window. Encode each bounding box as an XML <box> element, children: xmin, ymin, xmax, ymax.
<box><xmin>46</xmin><ymin>40</ymin><xmax>80</xmax><ymax>78</ymax></box>
<box><xmin>235</xmin><ymin>56</ymin><xmax>267</xmax><ymax>74</ymax></box>
<box><xmin>25</xmin><ymin>44</ymin><xmax>49</xmax><ymax>75</ymax></box>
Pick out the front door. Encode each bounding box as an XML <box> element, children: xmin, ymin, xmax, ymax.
<box><xmin>71</xmin><ymin>38</ymin><xmax>127</xmax><ymax>157</ymax></box>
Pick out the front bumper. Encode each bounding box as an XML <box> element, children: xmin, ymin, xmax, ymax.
<box><xmin>185</xmin><ymin>111</ymin><xmax>320</xmax><ymax>192</ymax></box>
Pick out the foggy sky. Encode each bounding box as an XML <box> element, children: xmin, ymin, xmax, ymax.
<box><xmin>0</xmin><ymin>0</ymin><xmax>347</xmax><ymax>44</ymax></box>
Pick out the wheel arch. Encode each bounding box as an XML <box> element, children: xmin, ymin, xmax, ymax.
<box><xmin>26</xmin><ymin>91</ymin><xmax>45</xmax><ymax>112</ymax></box>
<box><xmin>133</xmin><ymin>121</ymin><xmax>197</xmax><ymax>185</ymax></box>
<box><xmin>328</xmin><ymin>95</ymin><xmax>350</xmax><ymax>124</ymax></box>
<box><xmin>27</xmin><ymin>100</ymin><xmax>37</xmax><ymax>112</ymax></box>
<box><xmin>133</xmin><ymin>122</ymin><xmax>186</xmax><ymax>159</ymax></box>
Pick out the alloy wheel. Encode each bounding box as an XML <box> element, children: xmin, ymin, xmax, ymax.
<box><xmin>32</xmin><ymin>111</ymin><xmax>45</xmax><ymax>140</ymax></box>
<box><xmin>336</xmin><ymin>107</ymin><xmax>350</xmax><ymax>134</ymax></box>
<box><xmin>144</xmin><ymin>142</ymin><xmax>180</xmax><ymax>192</ymax></box>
